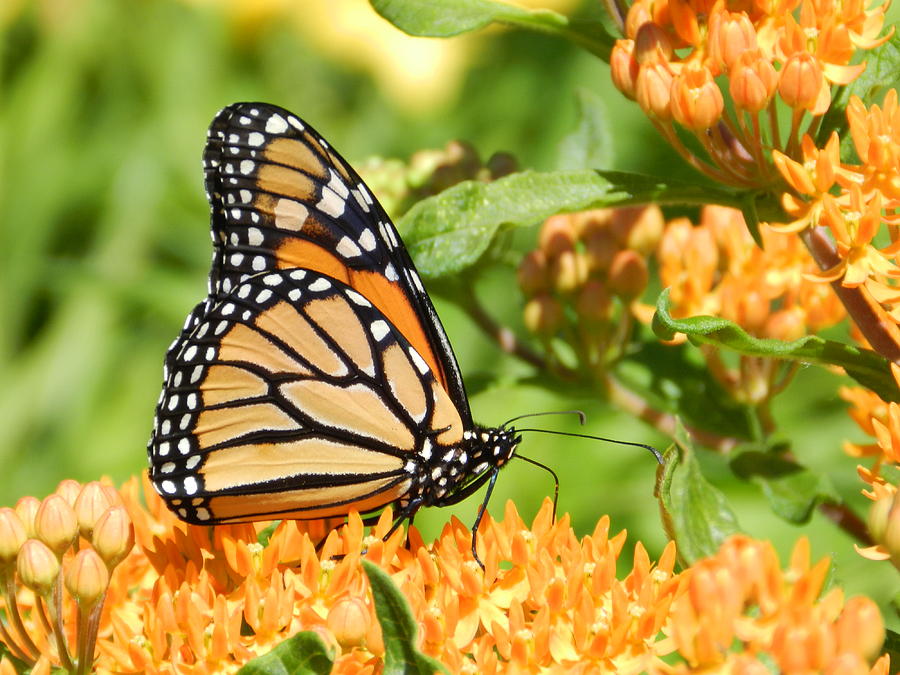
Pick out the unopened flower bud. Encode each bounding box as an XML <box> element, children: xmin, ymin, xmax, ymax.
<box><xmin>625</xmin><ymin>1</ymin><xmax>654</xmax><ymax>39</ymax></box>
<box><xmin>635</xmin><ymin>61</ymin><xmax>675</xmax><ymax>121</ymax></box>
<box><xmin>486</xmin><ymin>151</ymin><xmax>518</xmax><ymax>179</ymax></box>
<box><xmin>778</xmin><ymin>53</ymin><xmax>824</xmax><ymax>111</ymax></box>
<box><xmin>327</xmin><ymin>596</ymin><xmax>371</xmax><ymax>648</ymax></box>
<box><xmin>584</xmin><ymin>227</ymin><xmax>619</xmax><ymax>273</ymax></box>
<box><xmin>64</xmin><ymin>548</ymin><xmax>109</xmax><ymax>607</ymax></box>
<box><xmin>671</xmin><ymin>66</ymin><xmax>724</xmax><ymax>130</ymax></box>
<box><xmin>881</xmin><ymin>492</ymin><xmax>900</xmax><ymax>562</ymax></box>
<box><xmin>539</xmin><ymin>215</ymin><xmax>577</xmax><ymax>258</ymax></box>
<box><xmin>517</xmin><ymin>250</ymin><xmax>548</xmax><ymax>296</ymax></box>
<box><xmin>836</xmin><ymin>596</ymin><xmax>884</xmax><ymax>660</ymax></box>
<box><xmin>15</xmin><ymin>497</ymin><xmax>40</xmax><ymax>538</ymax></box>
<box><xmin>17</xmin><ymin>539</ymin><xmax>59</xmax><ymax>595</ymax></box>
<box><xmin>92</xmin><ymin>506</ymin><xmax>135</xmax><ymax>569</ymax></box>
<box><xmin>0</xmin><ymin>508</ymin><xmax>26</xmax><ymax>564</ymax></box>
<box><xmin>708</xmin><ymin>10</ymin><xmax>757</xmax><ymax>73</ymax></box>
<box><xmin>572</xmin><ymin>209</ymin><xmax>613</xmax><ymax>241</ymax></box>
<box><xmin>74</xmin><ymin>482</ymin><xmax>112</xmax><ymax>540</ymax></box>
<box><xmin>612</xmin><ymin>205</ymin><xmax>664</xmax><ymax>254</ymax></box>
<box><xmin>764</xmin><ymin>308</ymin><xmax>806</xmax><ymax>341</ymax></box>
<box><xmin>34</xmin><ymin>494</ymin><xmax>78</xmax><ymax>556</ymax></box>
<box><xmin>55</xmin><ymin>479</ymin><xmax>81</xmax><ymax>506</ymax></box>
<box><xmin>772</xmin><ymin>619</ymin><xmax>835</xmax><ymax>672</ymax></box>
<box><xmin>730</xmin><ymin>50</ymin><xmax>778</xmax><ymax>113</ymax></box>
<box><xmin>576</xmin><ymin>280</ymin><xmax>613</xmax><ymax>322</ymax></box>
<box><xmin>611</xmin><ymin>40</ymin><xmax>640</xmax><ymax>99</ymax></box>
<box><xmin>609</xmin><ymin>250</ymin><xmax>649</xmax><ymax>299</ymax></box>
<box><xmin>634</xmin><ymin>23</ymin><xmax>673</xmax><ymax>66</ymax></box>
<box><xmin>549</xmin><ymin>250</ymin><xmax>588</xmax><ymax>294</ymax></box>
<box><xmin>524</xmin><ymin>294</ymin><xmax>564</xmax><ymax>336</ymax></box>
<box><xmin>867</xmin><ymin>491</ymin><xmax>893</xmax><ymax>543</ymax></box>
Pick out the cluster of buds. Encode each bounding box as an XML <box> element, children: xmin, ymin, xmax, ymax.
<box><xmin>609</xmin><ymin>0</ymin><xmax>891</xmax><ymax>186</ymax></box>
<box><xmin>658</xmin><ymin>205</ymin><xmax>844</xmax><ymax>406</ymax></box>
<box><xmin>517</xmin><ymin>206</ymin><xmax>660</xmax><ymax>375</ymax></box>
<box><xmin>0</xmin><ymin>480</ymin><xmax>134</xmax><ymax>674</ymax></box>
<box><xmin>670</xmin><ymin>535</ymin><xmax>887</xmax><ymax>673</ymax></box>
<box><xmin>357</xmin><ymin>140</ymin><xmax>518</xmax><ymax>216</ymax></box>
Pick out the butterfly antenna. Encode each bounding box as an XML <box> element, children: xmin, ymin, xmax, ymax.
<box><xmin>516</xmin><ymin>427</ymin><xmax>663</xmax><ymax>464</ymax></box>
<box><xmin>502</xmin><ymin>409</ymin><xmax>586</xmax><ymax>428</ymax></box>
<box><xmin>515</xmin><ymin>454</ymin><xmax>559</xmax><ymax>520</ymax></box>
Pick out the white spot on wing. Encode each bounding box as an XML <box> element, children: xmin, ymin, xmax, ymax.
<box><xmin>337</xmin><ymin>236</ymin><xmax>361</xmax><ymax>258</ymax></box>
<box><xmin>359</xmin><ymin>229</ymin><xmax>376</xmax><ymax>251</ymax></box>
<box><xmin>274</xmin><ymin>198</ymin><xmax>308</xmax><ymax>231</ymax></box>
<box><xmin>265</xmin><ymin>114</ymin><xmax>288</xmax><ymax>134</ymax></box>
<box><xmin>346</xmin><ymin>290</ymin><xmax>370</xmax><ymax>307</ymax></box>
<box><xmin>308</xmin><ymin>278</ymin><xmax>331</xmax><ymax>292</ymax></box>
<box><xmin>409</xmin><ymin>347</ymin><xmax>429</xmax><ymax>375</ymax></box>
<box><xmin>370</xmin><ymin>320</ymin><xmax>389</xmax><ymax>341</ymax></box>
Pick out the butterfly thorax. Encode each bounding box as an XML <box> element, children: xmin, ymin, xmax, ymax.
<box><xmin>407</xmin><ymin>426</ymin><xmax>520</xmax><ymax>508</ymax></box>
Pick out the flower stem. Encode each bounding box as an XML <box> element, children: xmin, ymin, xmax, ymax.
<box><xmin>801</xmin><ymin>226</ymin><xmax>900</xmax><ymax>362</ymax></box>
<box><xmin>2</xmin><ymin>572</ymin><xmax>40</xmax><ymax>661</ymax></box>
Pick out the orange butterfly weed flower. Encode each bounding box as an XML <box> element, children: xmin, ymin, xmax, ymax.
<box><xmin>0</xmin><ymin>476</ymin><xmax>892</xmax><ymax>674</ymax></box>
<box><xmin>609</xmin><ymin>0</ymin><xmax>891</xmax><ymax>186</ymax></box>
<box><xmin>654</xmin><ymin>205</ymin><xmax>844</xmax><ymax>405</ymax></box>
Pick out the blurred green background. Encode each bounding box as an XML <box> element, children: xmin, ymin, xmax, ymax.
<box><xmin>1</xmin><ymin>0</ymin><xmax>896</xmax><ymax>619</ymax></box>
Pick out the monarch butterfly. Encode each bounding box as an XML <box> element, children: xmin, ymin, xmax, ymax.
<box><xmin>148</xmin><ymin>102</ymin><xmax>525</xmax><ymax>546</ymax></box>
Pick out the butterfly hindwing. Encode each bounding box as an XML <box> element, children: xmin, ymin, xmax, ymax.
<box><xmin>149</xmin><ymin>268</ymin><xmax>466</xmax><ymax>523</ymax></box>
<box><xmin>202</xmin><ymin>103</ymin><xmax>471</xmax><ymax>422</ymax></box>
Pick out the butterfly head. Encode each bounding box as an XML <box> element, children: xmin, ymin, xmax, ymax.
<box><xmin>415</xmin><ymin>425</ymin><xmax>520</xmax><ymax>509</ymax></box>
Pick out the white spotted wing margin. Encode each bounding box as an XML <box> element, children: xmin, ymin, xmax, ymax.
<box><xmin>147</xmin><ymin>267</ymin><xmax>465</xmax><ymax>524</ymax></box>
<box><xmin>201</xmin><ymin>102</ymin><xmax>472</xmax><ymax>424</ymax></box>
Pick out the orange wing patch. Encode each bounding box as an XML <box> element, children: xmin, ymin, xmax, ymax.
<box><xmin>201</xmin><ymin>437</ymin><xmax>404</xmax><ymax>491</ymax></box>
<box><xmin>207</xmin><ymin>476</ymin><xmax>412</xmax><ymax>522</ymax></box>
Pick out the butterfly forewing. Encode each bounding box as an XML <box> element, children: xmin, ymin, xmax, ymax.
<box><xmin>201</xmin><ymin>103</ymin><xmax>470</xmax><ymax>420</ymax></box>
<box><xmin>149</xmin><ymin>268</ymin><xmax>466</xmax><ymax>523</ymax></box>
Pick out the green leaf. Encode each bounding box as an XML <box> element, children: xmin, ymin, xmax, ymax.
<box><xmin>656</xmin><ymin>420</ymin><xmax>741</xmax><ymax>565</ymax></box>
<box><xmin>362</xmin><ymin>560</ymin><xmax>448</xmax><ymax>675</ymax></box>
<box><xmin>237</xmin><ymin>632</ymin><xmax>334</xmax><ymax>675</ymax></box>
<box><xmin>369</xmin><ymin>0</ymin><xmax>615</xmax><ymax>58</ymax></box>
<box><xmin>400</xmin><ymin>170</ymin><xmax>622</xmax><ymax>277</ymax></box>
<box><xmin>556</xmin><ymin>89</ymin><xmax>614</xmax><ymax>170</ymax></box>
<box><xmin>652</xmin><ymin>289</ymin><xmax>900</xmax><ymax>402</ymax></box>
<box><xmin>730</xmin><ymin>449</ymin><xmax>841</xmax><ymax>523</ymax></box>
<box><xmin>401</xmin><ymin>169</ymin><xmax>774</xmax><ymax>278</ymax></box>
<box><xmin>817</xmin><ymin>31</ymin><xmax>900</xmax><ymax>153</ymax></box>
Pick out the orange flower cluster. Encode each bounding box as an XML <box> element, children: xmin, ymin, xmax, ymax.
<box><xmin>517</xmin><ymin>207</ymin><xmax>661</xmax><ymax>375</ymax></box>
<box><xmin>841</xmin><ymin>363</ymin><xmax>900</xmax><ymax>568</ymax></box>
<box><xmin>0</xmin><ymin>480</ymin><xmax>134</xmax><ymax>675</ymax></box>
<box><xmin>664</xmin><ymin>535</ymin><xmax>888</xmax><ymax>674</ymax></box>
<box><xmin>658</xmin><ymin>204</ymin><xmax>845</xmax><ymax>405</ymax></box>
<box><xmin>610</xmin><ymin>0</ymin><xmax>891</xmax><ymax>186</ymax></box>
<box><xmin>0</xmin><ymin>477</ymin><xmax>891</xmax><ymax>674</ymax></box>
<box><xmin>774</xmin><ymin>92</ymin><xmax>900</xmax><ymax>298</ymax></box>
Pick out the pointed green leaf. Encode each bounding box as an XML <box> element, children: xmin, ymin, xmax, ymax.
<box><xmin>400</xmin><ymin>170</ymin><xmax>623</xmax><ymax>277</ymax></box>
<box><xmin>400</xmin><ymin>169</ymin><xmax>774</xmax><ymax>278</ymax></box>
<box><xmin>652</xmin><ymin>289</ymin><xmax>900</xmax><ymax>402</ymax></box>
<box><xmin>657</xmin><ymin>421</ymin><xmax>740</xmax><ymax>565</ymax></box>
<box><xmin>237</xmin><ymin>632</ymin><xmax>334</xmax><ymax>675</ymax></box>
<box><xmin>557</xmin><ymin>89</ymin><xmax>614</xmax><ymax>170</ymax></box>
<box><xmin>369</xmin><ymin>0</ymin><xmax>614</xmax><ymax>58</ymax></box>
<box><xmin>362</xmin><ymin>560</ymin><xmax>448</xmax><ymax>675</ymax></box>
<box><xmin>730</xmin><ymin>450</ymin><xmax>841</xmax><ymax>523</ymax></box>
